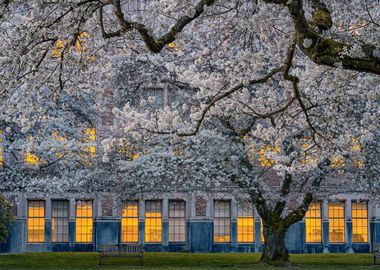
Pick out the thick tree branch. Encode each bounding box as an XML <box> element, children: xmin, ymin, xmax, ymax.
<box><xmin>261</xmin><ymin>0</ymin><xmax>380</xmax><ymax>74</ymax></box>
<box><xmin>172</xmin><ymin>66</ymin><xmax>283</xmax><ymax>136</ymax></box>
<box><xmin>286</xmin><ymin>0</ymin><xmax>380</xmax><ymax>75</ymax></box>
<box><xmin>104</xmin><ymin>0</ymin><xmax>216</xmax><ymax>52</ymax></box>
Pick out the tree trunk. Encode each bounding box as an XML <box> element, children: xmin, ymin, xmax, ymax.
<box><xmin>260</xmin><ymin>221</ymin><xmax>289</xmax><ymax>265</ymax></box>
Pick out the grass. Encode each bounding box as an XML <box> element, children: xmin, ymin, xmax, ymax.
<box><xmin>0</xmin><ymin>252</ymin><xmax>377</xmax><ymax>270</ymax></box>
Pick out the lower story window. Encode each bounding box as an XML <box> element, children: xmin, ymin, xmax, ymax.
<box><xmin>213</xmin><ymin>201</ymin><xmax>230</xmax><ymax>243</ymax></box>
<box><xmin>121</xmin><ymin>201</ymin><xmax>139</xmax><ymax>243</ymax></box>
<box><xmin>52</xmin><ymin>200</ymin><xmax>69</xmax><ymax>243</ymax></box>
<box><xmin>75</xmin><ymin>200</ymin><xmax>93</xmax><ymax>243</ymax></box>
<box><xmin>329</xmin><ymin>202</ymin><xmax>345</xmax><ymax>243</ymax></box>
<box><xmin>169</xmin><ymin>200</ymin><xmax>186</xmax><ymax>242</ymax></box>
<box><xmin>27</xmin><ymin>200</ymin><xmax>45</xmax><ymax>243</ymax></box>
<box><xmin>237</xmin><ymin>206</ymin><xmax>254</xmax><ymax>243</ymax></box>
<box><xmin>145</xmin><ymin>200</ymin><xmax>162</xmax><ymax>243</ymax></box>
<box><xmin>352</xmin><ymin>201</ymin><xmax>368</xmax><ymax>243</ymax></box>
<box><xmin>305</xmin><ymin>202</ymin><xmax>322</xmax><ymax>243</ymax></box>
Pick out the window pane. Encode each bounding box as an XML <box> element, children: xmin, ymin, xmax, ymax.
<box><xmin>305</xmin><ymin>202</ymin><xmax>322</xmax><ymax>243</ymax></box>
<box><xmin>76</xmin><ymin>200</ymin><xmax>93</xmax><ymax>243</ymax></box>
<box><xmin>352</xmin><ymin>201</ymin><xmax>368</xmax><ymax>243</ymax></box>
<box><xmin>81</xmin><ymin>128</ymin><xmax>96</xmax><ymax>161</ymax></box>
<box><xmin>329</xmin><ymin>202</ymin><xmax>345</xmax><ymax>243</ymax></box>
<box><xmin>169</xmin><ymin>201</ymin><xmax>186</xmax><ymax>242</ymax></box>
<box><xmin>214</xmin><ymin>201</ymin><xmax>231</xmax><ymax>243</ymax></box>
<box><xmin>237</xmin><ymin>205</ymin><xmax>254</xmax><ymax>243</ymax></box>
<box><xmin>27</xmin><ymin>200</ymin><xmax>45</xmax><ymax>243</ymax></box>
<box><xmin>121</xmin><ymin>201</ymin><xmax>139</xmax><ymax>243</ymax></box>
<box><xmin>145</xmin><ymin>201</ymin><xmax>162</xmax><ymax>243</ymax></box>
<box><xmin>52</xmin><ymin>200</ymin><xmax>69</xmax><ymax>243</ymax></box>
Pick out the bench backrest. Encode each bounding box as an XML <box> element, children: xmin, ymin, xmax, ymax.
<box><xmin>374</xmin><ymin>244</ymin><xmax>380</xmax><ymax>255</ymax></box>
<box><xmin>100</xmin><ymin>244</ymin><xmax>143</xmax><ymax>254</ymax></box>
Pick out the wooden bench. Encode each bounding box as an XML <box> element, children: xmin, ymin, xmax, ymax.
<box><xmin>99</xmin><ymin>244</ymin><xmax>144</xmax><ymax>267</ymax></box>
<box><xmin>374</xmin><ymin>244</ymin><xmax>380</xmax><ymax>265</ymax></box>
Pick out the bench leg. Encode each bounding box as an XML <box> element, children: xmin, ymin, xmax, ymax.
<box><xmin>140</xmin><ymin>256</ymin><xmax>144</xmax><ymax>267</ymax></box>
<box><xmin>99</xmin><ymin>256</ymin><xmax>102</xmax><ymax>267</ymax></box>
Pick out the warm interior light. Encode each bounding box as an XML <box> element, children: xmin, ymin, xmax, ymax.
<box><xmin>305</xmin><ymin>202</ymin><xmax>322</xmax><ymax>243</ymax></box>
<box><xmin>27</xmin><ymin>201</ymin><xmax>45</xmax><ymax>243</ymax></box>
<box><xmin>75</xmin><ymin>200</ymin><xmax>93</xmax><ymax>243</ymax></box>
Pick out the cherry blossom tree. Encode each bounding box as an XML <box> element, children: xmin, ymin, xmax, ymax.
<box><xmin>0</xmin><ymin>194</ymin><xmax>13</xmax><ymax>243</ymax></box>
<box><xmin>0</xmin><ymin>0</ymin><xmax>379</xmax><ymax>264</ymax></box>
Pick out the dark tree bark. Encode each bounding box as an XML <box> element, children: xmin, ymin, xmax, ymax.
<box><xmin>261</xmin><ymin>219</ymin><xmax>290</xmax><ymax>264</ymax></box>
<box><xmin>0</xmin><ymin>194</ymin><xmax>13</xmax><ymax>243</ymax></box>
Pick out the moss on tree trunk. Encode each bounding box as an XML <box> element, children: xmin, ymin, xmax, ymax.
<box><xmin>260</xmin><ymin>220</ymin><xmax>290</xmax><ymax>265</ymax></box>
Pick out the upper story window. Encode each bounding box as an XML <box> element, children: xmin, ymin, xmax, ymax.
<box><xmin>27</xmin><ymin>200</ymin><xmax>45</xmax><ymax>243</ymax></box>
<box><xmin>237</xmin><ymin>206</ymin><xmax>254</xmax><ymax>243</ymax></box>
<box><xmin>142</xmin><ymin>89</ymin><xmax>165</xmax><ymax>109</ymax></box>
<box><xmin>145</xmin><ymin>200</ymin><xmax>162</xmax><ymax>243</ymax></box>
<box><xmin>169</xmin><ymin>200</ymin><xmax>186</xmax><ymax>242</ymax></box>
<box><xmin>213</xmin><ymin>201</ymin><xmax>231</xmax><ymax>243</ymax></box>
<box><xmin>0</xmin><ymin>129</ymin><xmax>3</xmax><ymax>167</ymax></box>
<box><xmin>329</xmin><ymin>202</ymin><xmax>345</xmax><ymax>243</ymax></box>
<box><xmin>81</xmin><ymin>128</ymin><xmax>96</xmax><ymax>161</ymax></box>
<box><xmin>23</xmin><ymin>129</ymin><xmax>96</xmax><ymax>166</ymax></box>
<box><xmin>121</xmin><ymin>201</ymin><xmax>139</xmax><ymax>243</ymax></box>
<box><xmin>258</xmin><ymin>145</ymin><xmax>279</xmax><ymax>168</ymax></box>
<box><xmin>52</xmin><ymin>200</ymin><xmax>69</xmax><ymax>243</ymax></box>
<box><xmin>75</xmin><ymin>200</ymin><xmax>93</xmax><ymax>243</ymax></box>
<box><xmin>25</xmin><ymin>137</ymin><xmax>39</xmax><ymax>166</ymax></box>
<box><xmin>352</xmin><ymin>201</ymin><xmax>368</xmax><ymax>243</ymax></box>
<box><xmin>305</xmin><ymin>202</ymin><xmax>322</xmax><ymax>243</ymax></box>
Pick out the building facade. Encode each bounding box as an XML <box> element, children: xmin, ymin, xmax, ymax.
<box><xmin>1</xmin><ymin>192</ymin><xmax>380</xmax><ymax>254</ymax></box>
<box><xmin>0</xmin><ymin>17</ymin><xmax>378</xmax><ymax>254</ymax></box>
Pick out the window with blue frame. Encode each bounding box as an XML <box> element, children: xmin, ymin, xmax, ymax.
<box><xmin>169</xmin><ymin>200</ymin><xmax>186</xmax><ymax>242</ymax></box>
<box><xmin>52</xmin><ymin>200</ymin><xmax>69</xmax><ymax>243</ymax></box>
<box><xmin>328</xmin><ymin>202</ymin><xmax>345</xmax><ymax>243</ymax></box>
<box><xmin>213</xmin><ymin>201</ymin><xmax>231</xmax><ymax>243</ymax></box>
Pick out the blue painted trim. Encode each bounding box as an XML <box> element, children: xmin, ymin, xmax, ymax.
<box><xmin>69</xmin><ymin>221</ymin><xmax>75</xmax><ymax>250</ymax></box>
<box><xmin>254</xmin><ymin>220</ymin><xmax>261</xmax><ymax>252</ymax></box>
<box><xmin>162</xmin><ymin>220</ymin><xmax>169</xmax><ymax>251</ymax></box>
<box><xmin>139</xmin><ymin>220</ymin><xmax>145</xmax><ymax>244</ymax></box>
<box><xmin>322</xmin><ymin>221</ymin><xmax>329</xmax><ymax>253</ymax></box>
<box><xmin>231</xmin><ymin>220</ymin><xmax>237</xmax><ymax>251</ymax></box>
<box><xmin>45</xmin><ymin>220</ymin><xmax>52</xmax><ymax>251</ymax></box>
<box><xmin>346</xmin><ymin>221</ymin><xmax>354</xmax><ymax>253</ymax></box>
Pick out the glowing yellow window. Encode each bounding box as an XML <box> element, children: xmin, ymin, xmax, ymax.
<box><xmin>352</xmin><ymin>201</ymin><xmax>368</xmax><ymax>243</ymax></box>
<box><xmin>329</xmin><ymin>202</ymin><xmax>345</xmax><ymax>243</ymax></box>
<box><xmin>305</xmin><ymin>202</ymin><xmax>322</xmax><ymax>243</ymax></box>
<box><xmin>0</xmin><ymin>129</ymin><xmax>3</xmax><ymax>167</ymax></box>
<box><xmin>261</xmin><ymin>219</ymin><xmax>264</xmax><ymax>243</ymax></box>
<box><xmin>259</xmin><ymin>145</ymin><xmax>279</xmax><ymax>167</ymax></box>
<box><xmin>237</xmin><ymin>206</ymin><xmax>254</xmax><ymax>243</ymax></box>
<box><xmin>350</xmin><ymin>138</ymin><xmax>365</xmax><ymax>169</ymax></box>
<box><xmin>25</xmin><ymin>152</ymin><xmax>39</xmax><ymax>165</ymax></box>
<box><xmin>52</xmin><ymin>131</ymin><xmax>69</xmax><ymax>159</ymax></box>
<box><xmin>214</xmin><ymin>201</ymin><xmax>231</xmax><ymax>243</ymax></box>
<box><xmin>81</xmin><ymin>128</ymin><xmax>96</xmax><ymax>162</ymax></box>
<box><xmin>27</xmin><ymin>200</ymin><xmax>45</xmax><ymax>243</ymax></box>
<box><xmin>25</xmin><ymin>137</ymin><xmax>39</xmax><ymax>166</ymax></box>
<box><xmin>121</xmin><ymin>201</ymin><xmax>139</xmax><ymax>243</ymax></box>
<box><xmin>145</xmin><ymin>201</ymin><xmax>162</xmax><ymax>243</ymax></box>
<box><xmin>331</xmin><ymin>154</ymin><xmax>345</xmax><ymax>168</ymax></box>
<box><xmin>76</xmin><ymin>200</ymin><xmax>93</xmax><ymax>243</ymax></box>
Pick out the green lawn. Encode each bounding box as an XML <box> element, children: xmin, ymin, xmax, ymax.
<box><xmin>0</xmin><ymin>252</ymin><xmax>377</xmax><ymax>270</ymax></box>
